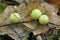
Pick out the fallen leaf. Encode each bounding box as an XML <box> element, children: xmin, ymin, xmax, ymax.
<box><xmin>17</xmin><ymin>2</ymin><xmax>40</xmax><ymax>31</ymax></box>
<box><xmin>39</xmin><ymin>2</ymin><xmax>60</xmax><ymax>28</ymax></box>
<box><xmin>32</xmin><ymin>23</ymin><xmax>49</xmax><ymax>35</ymax></box>
<box><xmin>0</xmin><ymin>6</ymin><xmax>15</xmax><ymax>25</ymax></box>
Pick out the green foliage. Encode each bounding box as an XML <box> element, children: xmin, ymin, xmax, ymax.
<box><xmin>0</xmin><ymin>0</ymin><xmax>1</xmax><ymax>3</ymax></box>
<box><xmin>49</xmin><ymin>35</ymin><xmax>59</xmax><ymax>40</ymax></box>
<box><xmin>0</xmin><ymin>3</ymin><xmax>7</xmax><ymax>13</ymax></box>
<box><xmin>48</xmin><ymin>29</ymin><xmax>60</xmax><ymax>40</ymax></box>
<box><xmin>0</xmin><ymin>36</ymin><xmax>4</xmax><ymax>40</ymax></box>
<box><xmin>4</xmin><ymin>0</ymin><xmax>19</xmax><ymax>6</ymax></box>
<box><xmin>58</xmin><ymin>29</ymin><xmax>60</xmax><ymax>36</ymax></box>
<box><xmin>0</xmin><ymin>38</ymin><xmax>3</xmax><ymax>40</ymax></box>
<box><xmin>0</xmin><ymin>0</ymin><xmax>19</xmax><ymax>13</ymax></box>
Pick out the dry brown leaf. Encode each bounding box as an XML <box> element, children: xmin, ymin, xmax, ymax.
<box><xmin>23</xmin><ymin>2</ymin><xmax>40</xmax><ymax>31</ymax></box>
<box><xmin>18</xmin><ymin>2</ymin><xmax>50</xmax><ymax>36</ymax></box>
<box><xmin>17</xmin><ymin>2</ymin><xmax>40</xmax><ymax>21</ymax></box>
<box><xmin>32</xmin><ymin>23</ymin><xmax>49</xmax><ymax>35</ymax></box>
<box><xmin>17</xmin><ymin>3</ymin><xmax>26</xmax><ymax>22</ymax></box>
<box><xmin>22</xmin><ymin>2</ymin><xmax>60</xmax><ymax>35</ymax></box>
<box><xmin>0</xmin><ymin>6</ymin><xmax>15</xmax><ymax>25</ymax></box>
<box><xmin>24</xmin><ymin>21</ymin><xmax>37</xmax><ymax>31</ymax></box>
<box><xmin>0</xmin><ymin>1</ymin><xmax>60</xmax><ymax>40</ymax></box>
<box><xmin>17</xmin><ymin>2</ymin><xmax>50</xmax><ymax>35</ymax></box>
<box><xmin>0</xmin><ymin>5</ymin><xmax>25</xmax><ymax>40</ymax></box>
<box><xmin>39</xmin><ymin>2</ymin><xmax>60</xmax><ymax>29</ymax></box>
<box><xmin>17</xmin><ymin>2</ymin><xmax>40</xmax><ymax>31</ymax></box>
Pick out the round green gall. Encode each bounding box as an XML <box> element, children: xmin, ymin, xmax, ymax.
<box><xmin>39</xmin><ymin>15</ymin><xmax>49</xmax><ymax>25</ymax></box>
<box><xmin>9</xmin><ymin>13</ymin><xmax>21</xmax><ymax>23</ymax></box>
<box><xmin>31</xmin><ymin>9</ymin><xmax>42</xmax><ymax>20</ymax></box>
